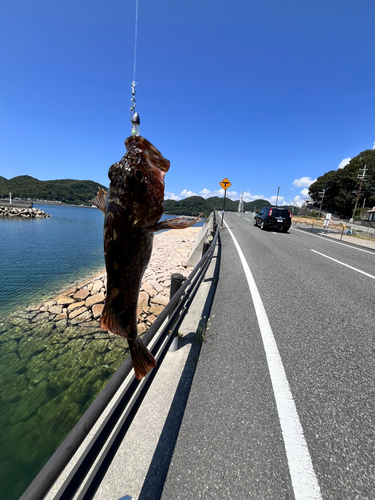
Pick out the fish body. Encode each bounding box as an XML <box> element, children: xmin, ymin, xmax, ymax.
<box><xmin>92</xmin><ymin>136</ymin><xmax>200</xmax><ymax>380</ymax></box>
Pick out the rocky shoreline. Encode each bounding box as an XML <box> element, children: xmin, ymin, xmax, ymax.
<box><xmin>14</xmin><ymin>226</ymin><xmax>200</xmax><ymax>333</ymax></box>
<box><xmin>0</xmin><ymin>206</ymin><xmax>50</xmax><ymax>218</ymax></box>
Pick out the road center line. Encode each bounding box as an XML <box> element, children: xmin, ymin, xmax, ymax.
<box><xmin>223</xmin><ymin>218</ymin><xmax>322</xmax><ymax>500</ymax></box>
<box><xmin>310</xmin><ymin>249</ymin><xmax>375</xmax><ymax>279</ymax></box>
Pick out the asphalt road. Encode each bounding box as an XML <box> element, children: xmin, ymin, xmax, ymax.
<box><xmin>161</xmin><ymin>211</ymin><xmax>375</xmax><ymax>500</ymax></box>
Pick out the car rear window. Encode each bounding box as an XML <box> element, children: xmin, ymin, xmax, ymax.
<box><xmin>272</xmin><ymin>209</ymin><xmax>290</xmax><ymax>217</ymax></box>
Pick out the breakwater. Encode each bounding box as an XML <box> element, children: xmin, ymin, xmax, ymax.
<box><xmin>0</xmin><ymin>206</ymin><xmax>50</xmax><ymax>218</ymax></box>
<box><xmin>0</xmin><ymin>226</ymin><xmax>200</xmax><ymax>500</ymax></box>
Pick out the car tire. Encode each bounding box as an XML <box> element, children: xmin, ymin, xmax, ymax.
<box><xmin>260</xmin><ymin>221</ymin><xmax>265</xmax><ymax>230</ymax></box>
<box><xmin>253</xmin><ymin>219</ymin><xmax>257</xmax><ymax>226</ymax></box>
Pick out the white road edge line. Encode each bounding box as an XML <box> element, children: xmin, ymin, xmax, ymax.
<box><xmin>222</xmin><ymin>217</ymin><xmax>322</xmax><ymax>500</ymax></box>
<box><xmin>311</xmin><ymin>249</ymin><xmax>375</xmax><ymax>279</ymax></box>
<box><xmin>244</xmin><ymin>217</ymin><xmax>251</xmax><ymax>221</ymax></box>
<box><xmin>291</xmin><ymin>227</ymin><xmax>375</xmax><ymax>255</ymax></box>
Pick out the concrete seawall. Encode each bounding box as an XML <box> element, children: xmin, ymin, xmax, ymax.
<box><xmin>0</xmin><ymin>200</ymin><xmax>33</xmax><ymax>208</ymax></box>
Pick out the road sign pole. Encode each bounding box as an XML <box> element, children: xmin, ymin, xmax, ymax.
<box><xmin>221</xmin><ymin>190</ymin><xmax>227</xmax><ymax>228</ymax></box>
<box><xmin>219</xmin><ymin>177</ymin><xmax>231</xmax><ymax>228</ymax></box>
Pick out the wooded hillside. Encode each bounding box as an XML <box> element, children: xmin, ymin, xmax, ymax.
<box><xmin>0</xmin><ymin>176</ymin><xmax>107</xmax><ymax>206</ymax></box>
<box><xmin>164</xmin><ymin>196</ymin><xmax>272</xmax><ymax>217</ymax></box>
<box><xmin>308</xmin><ymin>149</ymin><xmax>375</xmax><ymax>217</ymax></box>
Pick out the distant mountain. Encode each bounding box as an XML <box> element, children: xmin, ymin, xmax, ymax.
<box><xmin>164</xmin><ymin>196</ymin><xmax>272</xmax><ymax>217</ymax></box>
<box><xmin>0</xmin><ymin>176</ymin><xmax>294</xmax><ymax>215</ymax></box>
<box><xmin>0</xmin><ymin>176</ymin><xmax>107</xmax><ymax>206</ymax></box>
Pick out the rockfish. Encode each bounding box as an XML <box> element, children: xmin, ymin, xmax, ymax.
<box><xmin>92</xmin><ymin>135</ymin><xmax>200</xmax><ymax>380</ymax></box>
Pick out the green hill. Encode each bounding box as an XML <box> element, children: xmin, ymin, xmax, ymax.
<box><xmin>0</xmin><ymin>176</ymin><xmax>108</xmax><ymax>206</ymax></box>
<box><xmin>164</xmin><ymin>196</ymin><xmax>271</xmax><ymax>217</ymax></box>
<box><xmin>1</xmin><ymin>175</ymin><xmax>295</xmax><ymax>216</ymax></box>
<box><xmin>309</xmin><ymin>149</ymin><xmax>375</xmax><ymax>217</ymax></box>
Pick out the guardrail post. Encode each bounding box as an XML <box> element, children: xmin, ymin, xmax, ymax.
<box><xmin>202</xmin><ymin>241</ymin><xmax>210</xmax><ymax>256</ymax></box>
<box><xmin>170</xmin><ymin>273</ymin><xmax>184</xmax><ymax>300</ymax></box>
<box><xmin>202</xmin><ymin>234</ymin><xmax>214</xmax><ymax>257</ymax></box>
<box><xmin>213</xmin><ymin>211</ymin><xmax>218</xmax><ymax>233</ymax></box>
<box><xmin>169</xmin><ymin>273</ymin><xmax>184</xmax><ymax>352</ymax></box>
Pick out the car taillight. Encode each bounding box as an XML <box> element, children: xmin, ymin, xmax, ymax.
<box><xmin>288</xmin><ymin>210</ymin><xmax>292</xmax><ymax>217</ymax></box>
<box><xmin>268</xmin><ymin>208</ymin><xmax>273</xmax><ymax>218</ymax></box>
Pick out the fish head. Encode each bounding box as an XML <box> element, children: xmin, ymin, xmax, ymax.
<box><xmin>107</xmin><ymin>136</ymin><xmax>170</xmax><ymax>228</ymax></box>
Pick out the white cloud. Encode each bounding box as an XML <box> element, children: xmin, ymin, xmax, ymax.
<box><xmin>292</xmin><ymin>177</ymin><xmax>317</xmax><ymax>188</ymax></box>
<box><xmin>269</xmin><ymin>195</ymin><xmax>286</xmax><ymax>205</ymax></box>
<box><xmin>226</xmin><ymin>190</ymin><xmax>238</xmax><ymax>200</ymax></box>
<box><xmin>243</xmin><ymin>191</ymin><xmax>266</xmax><ymax>202</ymax></box>
<box><xmin>164</xmin><ymin>192</ymin><xmax>180</xmax><ymax>201</ymax></box>
<box><xmin>198</xmin><ymin>188</ymin><xmax>226</xmax><ymax>198</ymax></box>
<box><xmin>338</xmin><ymin>158</ymin><xmax>351</xmax><ymax>169</ymax></box>
<box><xmin>199</xmin><ymin>188</ymin><xmax>264</xmax><ymax>202</ymax></box>
<box><xmin>199</xmin><ymin>188</ymin><xmax>211</xmax><ymax>198</ymax></box>
<box><xmin>300</xmin><ymin>188</ymin><xmax>309</xmax><ymax>197</ymax></box>
<box><xmin>180</xmin><ymin>189</ymin><xmax>197</xmax><ymax>198</ymax></box>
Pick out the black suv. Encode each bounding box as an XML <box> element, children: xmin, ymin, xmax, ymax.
<box><xmin>253</xmin><ymin>207</ymin><xmax>292</xmax><ymax>232</ymax></box>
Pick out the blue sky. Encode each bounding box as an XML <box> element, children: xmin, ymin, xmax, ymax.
<box><xmin>1</xmin><ymin>0</ymin><xmax>375</xmax><ymax>206</ymax></box>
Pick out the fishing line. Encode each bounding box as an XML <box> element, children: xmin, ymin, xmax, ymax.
<box><xmin>130</xmin><ymin>0</ymin><xmax>140</xmax><ymax>135</ymax></box>
<box><xmin>133</xmin><ymin>0</ymin><xmax>139</xmax><ymax>83</ymax></box>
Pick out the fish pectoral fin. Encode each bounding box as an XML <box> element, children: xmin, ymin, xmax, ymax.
<box><xmin>148</xmin><ymin>214</ymin><xmax>203</xmax><ymax>232</ymax></box>
<box><xmin>91</xmin><ymin>187</ymin><xmax>107</xmax><ymax>213</ymax></box>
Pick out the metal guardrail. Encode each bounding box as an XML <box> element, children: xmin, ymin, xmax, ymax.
<box><xmin>20</xmin><ymin>212</ymin><xmax>219</xmax><ymax>500</ymax></box>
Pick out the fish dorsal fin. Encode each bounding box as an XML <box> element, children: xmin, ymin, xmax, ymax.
<box><xmin>125</xmin><ymin>135</ymin><xmax>170</xmax><ymax>173</ymax></box>
<box><xmin>148</xmin><ymin>214</ymin><xmax>202</xmax><ymax>232</ymax></box>
<box><xmin>91</xmin><ymin>187</ymin><xmax>107</xmax><ymax>213</ymax></box>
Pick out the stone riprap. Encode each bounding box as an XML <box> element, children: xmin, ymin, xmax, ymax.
<box><xmin>29</xmin><ymin>225</ymin><xmax>201</xmax><ymax>333</ymax></box>
<box><xmin>0</xmin><ymin>226</ymin><xmax>200</xmax><ymax>500</ymax></box>
<box><xmin>0</xmin><ymin>206</ymin><xmax>50</xmax><ymax>218</ymax></box>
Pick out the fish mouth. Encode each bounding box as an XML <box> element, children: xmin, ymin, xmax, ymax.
<box><xmin>125</xmin><ymin>135</ymin><xmax>170</xmax><ymax>174</ymax></box>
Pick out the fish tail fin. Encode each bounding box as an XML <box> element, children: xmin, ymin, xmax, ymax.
<box><xmin>100</xmin><ymin>304</ymin><xmax>156</xmax><ymax>380</ymax></box>
<box><xmin>128</xmin><ymin>338</ymin><xmax>157</xmax><ymax>380</ymax></box>
<box><xmin>91</xmin><ymin>187</ymin><xmax>107</xmax><ymax>213</ymax></box>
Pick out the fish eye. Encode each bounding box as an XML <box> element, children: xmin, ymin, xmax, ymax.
<box><xmin>134</xmin><ymin>169</ymin><xmax>143</xmax><ymax>182</ymax></box>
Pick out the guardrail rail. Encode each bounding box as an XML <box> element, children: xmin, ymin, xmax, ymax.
<box><xmin>20</xmin><ymin>212</ymin><xmax>219</xmax><ymax>500</ymax></box>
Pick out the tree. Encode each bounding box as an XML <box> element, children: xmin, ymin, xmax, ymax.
<box><xmin>309</xmin><ymin>150</ymin><xmax>375</xmax><ymax>216</ymax></box>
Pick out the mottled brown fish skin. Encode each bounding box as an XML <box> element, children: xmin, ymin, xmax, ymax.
<box><xmin>94</xmin><ymin>136</ymin><xmax>201</xmax><ymax>380</ymax></box>
<box><xmin>100</xmin><ymin>137</ymin><xmax>166</xmax><ymax>379</ymax></box>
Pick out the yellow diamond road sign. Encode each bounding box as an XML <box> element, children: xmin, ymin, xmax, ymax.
<box><xmin>220</xmin><ymin>178</ymin><xmax>232</xmax><ymax>190</ymax></box>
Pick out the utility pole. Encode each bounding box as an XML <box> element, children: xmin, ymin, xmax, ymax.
<box><xmin>238</xmin><ymin>191</ymin><xmax>244</xmax><ymax>213</ymax></box>
<box><xmin>276</xmin><ymin>187</ymin><xmax>280</xmax><ymax>206</ymax></box>
<box><xmin>351</xmin><ymin>164</ymin><xmax>367</xmax><ymax>222</ymax></box>
<box><xmin>318</xmin><ymin>189</ymin><xmax>325</xmax><ymax>217</ymax></box>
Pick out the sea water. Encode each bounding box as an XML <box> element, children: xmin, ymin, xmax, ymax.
<box><xmin>0</xmin><ymin>204</ymin><xmax>105</xmax><ymax>320</ymax></box>
<box><xmin>0</xmin><ymin>204</ymin><xmax>203</xmax><ymax>500</ymax></box>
